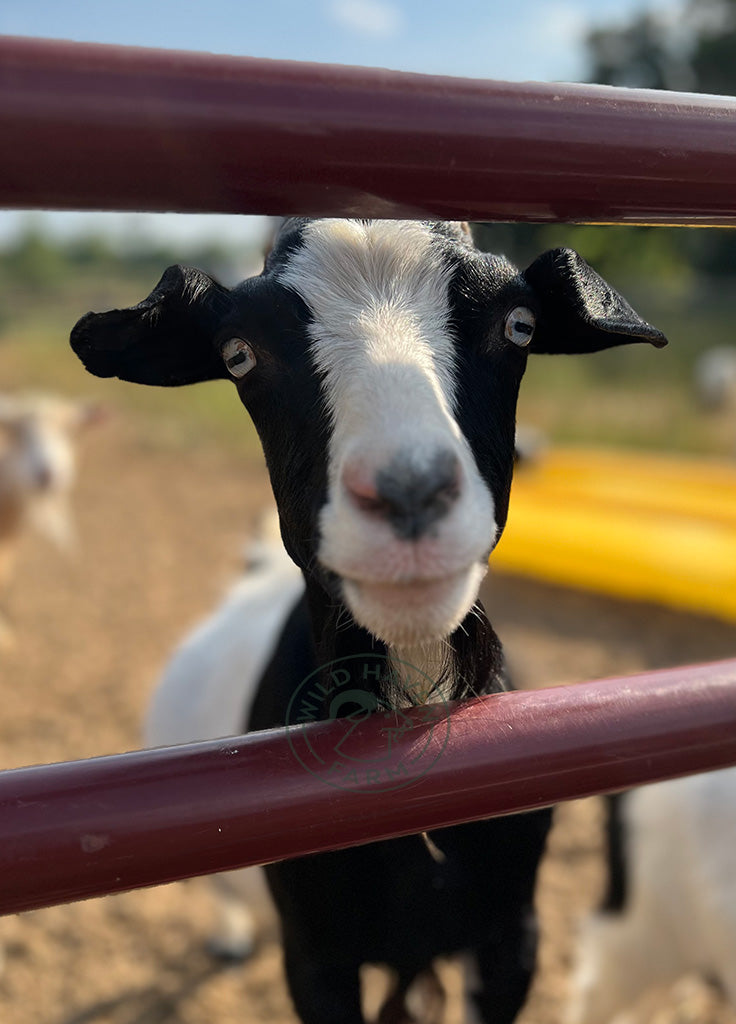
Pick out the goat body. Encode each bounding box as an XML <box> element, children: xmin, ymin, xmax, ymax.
<box><xmin>145</xmin><ymin>525</ymin><xmax>303</xmax><ymax>750</ymax></box>
<box><xmin>567</xmin><ymin>768</ymin><xmax>736</xmax><ymax>1024</ymax></box>
<box><xmin>72</xmin><ymin>218</ymin><xmax>666</xmax><ymax>1023</ymax></box>
<box><xmin>145</xmin><ymin>526</ymin><xmax>300</xmax><ymax>959</ymax></box>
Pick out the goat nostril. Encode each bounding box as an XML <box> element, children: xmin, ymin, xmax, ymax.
<box><xmin>35</xmin><ymin>466</ymin><xmax>54</xmax><ymax>491</ymax></box>
<box><xmin>353</xmin><ymin>450</ymin><xmax>462</xmax><ymax>540</ymax></box>
<box><xmin>343</xmin><ymin>470</ymin><xmax>392</xmax><ymax>518</ymax></box>
<box><xmin>353</xmin><ymin>493</ymin><xmax>392</xmax><ymax>516</ymax></box>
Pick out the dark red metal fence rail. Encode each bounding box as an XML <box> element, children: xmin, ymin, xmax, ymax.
<box><xmin>3</xmin><ymin>35</ymin><xmax>736</xmax><ymax>224</ymax></box>
<box><xmin>2</xmin><ymin>661</ymin><xmax>736</xmax><ymax>916</ymax></box>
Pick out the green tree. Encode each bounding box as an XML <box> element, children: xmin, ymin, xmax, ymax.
<box><xmin>587</xmin><ymin>0</ymin><xmax>736</xmax><ymax>96</ymax></box>
<box><xmin>583</xmin><ymin>0</ymin><xmax>736</xmax><ymax>278</ymax></box>
<box><xmin>4</xmin><ymin>227</ymin><xmax>68</xmax><ymax>290</ymax></box>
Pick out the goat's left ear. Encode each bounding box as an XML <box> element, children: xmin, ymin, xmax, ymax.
<box><xmin>523</xmin><ymin>248</ymin><xmax>667</xmax><ymax>354</ymax></box>
<box><xmin>70</xmin><ymin>265</ymin><xmax>233</xmax><ymax>386</ymax></box>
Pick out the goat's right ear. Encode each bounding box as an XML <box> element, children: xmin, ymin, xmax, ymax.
<box><xmin>70</xmin><ymin>265</ymin><xmax>233</xmax><ymax>386</ymax></box>
<box><xmin>522</xmin><ymin>248</ymin><xmax>667</xmax><ymax>354</ymax></box>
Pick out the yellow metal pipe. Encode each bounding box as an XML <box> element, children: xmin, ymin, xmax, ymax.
<box><xmin>494</xmin><ymin>448</ymin><xmax>736</xmax><ymax>622</ymax></box>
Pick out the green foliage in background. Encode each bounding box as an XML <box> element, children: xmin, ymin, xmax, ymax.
<box><xmin>1</xmin><ymin>221</ymin><xmax>734</xmax><ymax>460</ymax></box>
<box><xmin>587</xmin><ymin>0</ymin><xmax>736</xmax><ymax>95</ymax></box>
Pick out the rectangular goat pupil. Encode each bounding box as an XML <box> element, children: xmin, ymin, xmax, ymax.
<box><xmin>228</xmin><ymin>352</ymin><xmax>246</xmax><ymax>367</ymax></box>
<box><xmin>516</xmin><ymin>322</ymin><xmax>532</xmax><ymax>335</ymax></box>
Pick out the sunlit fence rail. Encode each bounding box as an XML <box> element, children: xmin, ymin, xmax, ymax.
<box><xmin>2</xmin><ymin>36</ymin><xmax>736</xmax><ymax>917</ymax></box>
<box><xmin>3</xmin><ymin>35</ymin><xmax>736</xmax><ymax>224</ymax></box>
<box><xmin>1</xmin><ymin>662</ymin><xmax>736</xmax><ymax>916</ymax></box>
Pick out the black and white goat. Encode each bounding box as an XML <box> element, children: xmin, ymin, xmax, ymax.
<box><xmin>71</xmin><ymin>219</ymin><xmax>666</xmax><ymax>1024</ymax></box>
<box><xmin>567</xmin><ymin>769</ymin><xmax>736</xmax><ymax>1023</ymax></box>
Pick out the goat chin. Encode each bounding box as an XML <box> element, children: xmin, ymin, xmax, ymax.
<box><xmin>341</xmin><ymin>561</ymin><xmax>486</xmax><ymax>647</ymax></box>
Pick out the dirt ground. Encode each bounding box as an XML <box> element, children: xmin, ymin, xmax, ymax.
<box><xmin>1</xmin><ymin>415</ymin><xmax>735</xmax><ymax>1024</ymax></box>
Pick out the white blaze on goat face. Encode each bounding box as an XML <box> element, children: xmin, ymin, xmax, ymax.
<box><xmin>279</xmin><ymin>220</ymin><xmax>495</xmax><ymax>646</ymax></box>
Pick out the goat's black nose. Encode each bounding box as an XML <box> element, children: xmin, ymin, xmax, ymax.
<box><xmin>358</xmin><ymin>450</ymin><xmax>461</xmax><ymax>540</ymax></box>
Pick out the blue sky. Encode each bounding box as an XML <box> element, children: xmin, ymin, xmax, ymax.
<box><xmin>1</xmin><ymin>0</ymin><xmax>680</xmax><ymax>246</ymax></box>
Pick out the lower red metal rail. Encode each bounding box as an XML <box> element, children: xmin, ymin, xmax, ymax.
<box><xmin>1</xmin><ymin>659</ymin><xmax>735</xmax><ymax>916</ymax></box>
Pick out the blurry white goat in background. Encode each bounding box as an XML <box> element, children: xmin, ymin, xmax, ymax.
<box><xmin>694</xmin><ymin>346</ymin><xmax>736</xmax><ymax>411</ymax></box>
<box><xmin>0</xmin><ymin>392</ymin><xmax>102</xmax><ymax>646</ymax></box>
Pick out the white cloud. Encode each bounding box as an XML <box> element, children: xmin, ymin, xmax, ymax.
<box><xmin>328</xmin><ymin>0</ymin><xmax>404</xmax><ymax>38</ymax></box>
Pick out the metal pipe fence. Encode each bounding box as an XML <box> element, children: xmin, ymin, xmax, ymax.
<box><xmin>1</xmin><ymin>661</ymin><xmax>735</xmax><ymax>915</ymax></box>
<box><xmin>2</xmin><ymin>36</ymin><xmax>735</xmax><ymax>916</ymax></box>
<box><xmin>2</xmin><ymin>35</ymin><xmax>736</xmax><ymax>224</ymax></box>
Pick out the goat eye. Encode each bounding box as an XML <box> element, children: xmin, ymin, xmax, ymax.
<box><xmin>221</xmin><ymin>338</ymin><xmax>256</xmax><ymax>378</ymax></box>
<box><xmin>504</xmin><ymin>307</ymin><xmax>535</xmax><ymax>347</ymax></box>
